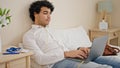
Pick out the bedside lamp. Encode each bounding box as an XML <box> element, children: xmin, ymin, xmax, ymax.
<box><xmin>97</xmin><ymin>0</ymin><xmax>113</xmax><ymax>29</ymax></box>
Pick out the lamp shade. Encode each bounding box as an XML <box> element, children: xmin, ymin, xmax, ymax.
<box><xmin>98</xmin><ymin>0</ymin><xmax>112</xmax><ymax>13</ymax></box>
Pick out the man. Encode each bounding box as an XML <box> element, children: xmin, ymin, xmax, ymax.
<box><xmin>23</xmin><ymin>0</ymin><xmax>120</xmax><ymax>68</ymax></box>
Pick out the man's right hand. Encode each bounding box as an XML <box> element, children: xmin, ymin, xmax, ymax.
<box><xmin>64</xmin><ymin>49</ymin><xmax>88</xmax><ymax>59</ymax></box>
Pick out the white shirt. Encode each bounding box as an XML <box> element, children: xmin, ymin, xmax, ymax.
<box><xmin>23</xmin><ymin>25</ymin><xmax>68</xmax><ymax>68</ymax></box>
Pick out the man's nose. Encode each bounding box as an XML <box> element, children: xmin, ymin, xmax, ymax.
<box><xmin>47</xmin><ymin>14</ymin><xmax>51</xmax><ymax>18</ymax></box>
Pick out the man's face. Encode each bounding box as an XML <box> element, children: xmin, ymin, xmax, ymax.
<box><xmin>34</xmin><ymin>7</ymin><xmax>51</xmax><ymax>27</ymax></box>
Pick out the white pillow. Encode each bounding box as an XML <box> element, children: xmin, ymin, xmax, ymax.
<box><xmin>47</xmin><ymin>26</ymin><xmax>92</xmax><ymax>50</ymax></box>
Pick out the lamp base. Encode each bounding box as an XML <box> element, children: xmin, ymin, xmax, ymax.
<box><xmin>99</xmin><ymin>20</ymin><xmax>108</xmax><ymax>30</ymax></box>
<box><xmin>97</xmin><ymin>13</ymin><xmax>112</xmax><ymax>29</ymax></box>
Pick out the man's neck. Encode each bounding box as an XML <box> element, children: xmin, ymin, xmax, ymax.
<box><xmin>34</xmin><ymin>22</ymin><xmax>46</xmax><ymax>27</ymax></box>
<box><xmin>33</xmin><ymin>24</ymin><xmax>44</xmax><ymax>27</ymax></box>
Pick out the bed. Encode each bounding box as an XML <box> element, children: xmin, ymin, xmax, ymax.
<box><xmin>27</xmin><ymin>26</ymin><xmax>120</xmax><ymax>68</ymax></box>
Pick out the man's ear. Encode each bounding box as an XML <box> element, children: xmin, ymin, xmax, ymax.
<box><xmin>34</xmin><ymin>12</ymin><xmax>38</xmax><ymax>18</ymax></box>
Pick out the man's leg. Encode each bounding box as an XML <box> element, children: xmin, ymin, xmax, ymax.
<box><xmin>52</xmin><ymin>59</ymin><xmax>78</xmax><ymax>68</ymax></box>
<box><xmin>94</xmin><ymin>56</ymin><xmax>120</xmax><ymax>68</ymax></box>
<box><xmin>52</xmin><ymin>59</ymin><xmax>112</xmax><ymax>68</ymax></box>
<box><xmin>79</xmin><ymin>62</ymin><xmax>112</xmax><ymax>68</ymax></box>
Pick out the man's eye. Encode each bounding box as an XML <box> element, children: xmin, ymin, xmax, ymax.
<box><xmin>43</xmin><ymin>12</ymin><xmax>48</xmax><ymax>14</ymax></box>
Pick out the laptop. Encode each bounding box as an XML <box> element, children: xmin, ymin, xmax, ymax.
<box><xmin>69</xmin><ymin>35</ymin><xmax>108</xmax><ymax>63</ymax></box>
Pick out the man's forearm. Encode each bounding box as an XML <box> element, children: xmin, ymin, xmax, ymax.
<box><xmin>64</xmin><ymin>51</ymin><xmax>71</xmax><ymax>58</ymax></box>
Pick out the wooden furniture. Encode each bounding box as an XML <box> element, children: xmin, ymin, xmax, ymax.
<box><xmin>0</xmin><ymin>51</ymin><xmax>33</xmax><ymax>68</ymax></box>
<box><xmin>89</xmin><ymin>28</ymin><xmax>120</xmax><ymax>46</ymax></box>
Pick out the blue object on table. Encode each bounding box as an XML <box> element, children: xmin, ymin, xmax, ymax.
<box><xmin>3</xmin><ymin>52</ymin><xmax>20</xmax><ymax>55</ymax></box>
<box><xmin>6</xmin><ymin>47</ymin><xmax>21</xmax><ymax>52</ymax></box>
<box><xmin>3</xmin><ymin>47</ymin><xmax>21</xmax><ymax>55</ymax></box>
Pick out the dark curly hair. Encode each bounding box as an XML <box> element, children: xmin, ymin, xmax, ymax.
<box><xmin>29</xmin><ymin>0</ymin><xmax>54</xmax><ymax>22</ymax></box>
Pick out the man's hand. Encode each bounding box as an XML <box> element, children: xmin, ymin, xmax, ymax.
<box><xmin>64</xmin><ymin>47</ymin><xmax>90</xmax><ymax>59</ymax></box>
<box><xmin>79</xmin><ymin>47</ymin><xmax>90</xmax><ymax>57</ymax></box>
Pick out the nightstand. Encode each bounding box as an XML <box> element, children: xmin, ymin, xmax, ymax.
<box><xmin>89</xmin><ymin>28</ymin><xmax>120</xmax><ymax>46</ymax></box>
<box><xmin>0</xmin><ymin>50</ymin><xmax>33</xmax><ymax>68</ymax></box>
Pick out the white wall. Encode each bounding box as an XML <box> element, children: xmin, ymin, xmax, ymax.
<box><xmin>0</xmin><ymin>0</ymin><xmax>106</xmax><ymax>46</ymax></box>
<box><xmin>49</xmin><ymin>0</ymin><xmax>100</xmax><ymax>29</ymax></box>
<box><xmin>112</xmin><ymin>0</ymin><xmax>120</xmax><ymax>27</ymax></box>
<box><xmin>0</xmin><ymin>0</ymin><xmax>33</xmax><ymax>46</ymax></box>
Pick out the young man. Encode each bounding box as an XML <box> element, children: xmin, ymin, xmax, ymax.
<box><xmin>23</xmin><ymin>0</ymin><xmax>120</xmax><ymax>68</ymax></box>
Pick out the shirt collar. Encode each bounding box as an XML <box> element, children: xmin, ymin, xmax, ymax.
<box><xmin>32</xmin><ymin>24</ymin><xmax>49</xmax><ymax>29</ymax></box>
<box><xmin>32</xmin><ymin>25</ymin><xmax>43</xmax><ymax>29</ymax></box>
